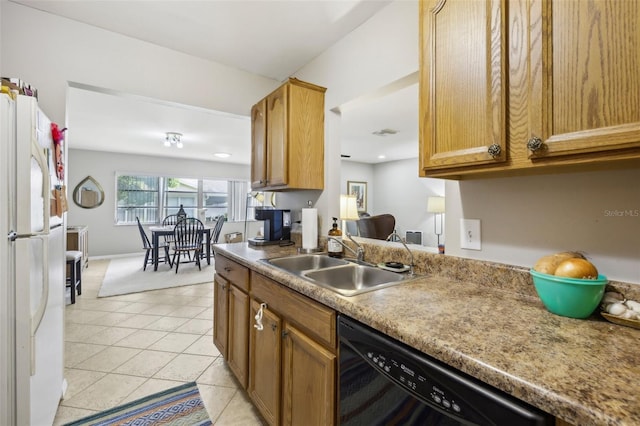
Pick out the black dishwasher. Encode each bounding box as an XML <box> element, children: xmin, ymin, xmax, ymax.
<box><xmin>338</xmin><ymin>315</ymin><xmax>554</xmax><ymax>426</ymax></box>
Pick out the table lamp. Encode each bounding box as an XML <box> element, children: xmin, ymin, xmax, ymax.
<box><xmin>427</xmin><ymin>196</ymin><xmax>445</xmax><ymax>253</ymax></box>
<box><xmin>340</xmin><ymin>194</ymin><xmax>359</xmax><ymax>234</ymax></box>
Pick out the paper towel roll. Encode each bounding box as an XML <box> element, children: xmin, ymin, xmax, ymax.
<box><xmin>302</xmin><ymin>208</ymin><xmax>318</xmax><ymax>249</ymax></box>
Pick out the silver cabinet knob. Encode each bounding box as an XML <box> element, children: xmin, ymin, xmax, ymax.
<box><xmin>527</xmin><ymin>136</ymin><xmax>543</xmax><ymax>152</ymax></box>
<box><xmin>487</xmin><ymin>144</ymin><xmax>502</xmax><ymax>158</ymax></box>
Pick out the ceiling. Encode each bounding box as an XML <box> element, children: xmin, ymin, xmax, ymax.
<box><xmin>12</xmin><ymin>0</ymin><xmax>417</xmax><ymax>164</ymax></box>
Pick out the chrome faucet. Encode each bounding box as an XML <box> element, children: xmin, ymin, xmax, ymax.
<box><xmin>328</xmin><ymin>233</ymin><xmax>365</xmax><ymax>262</ymax></box>
<box><xmin>386</xmin><ymin>231</ymin><xmax>415</xmax><ymax>276</ymax></box>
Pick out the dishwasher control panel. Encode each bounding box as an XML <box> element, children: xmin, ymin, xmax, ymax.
<box><xmin>365</xmin><ymin>350</ymin><xmax>468</xmax><ymax>419</ymax></box>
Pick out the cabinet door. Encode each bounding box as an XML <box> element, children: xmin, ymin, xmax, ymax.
<box><xmin>227</xmin><ymin>285</ymin><xmax>249</xmax><ymax>389</ymax></box>
<box><xmin>419</xmin><ymin>0</ymin><xmax>507</xmax><ymax>172</ymax></box>
<box><xmin>282</xmin><ymin>323</ymin><xmax>335</xmax><ymax>426</ymax></box>
<box><xmin>213</xmin><ymin>274</ymin><xmax>229</xmax><ymax>357</ymax></box>
<box><xmin>528</xmin><ymin>0</ymin><xmax>640</xmax><ymax>159</ymax></box>
<box><xmin>266</xmin><ymin>84</ymin><xmax>288</xmax><ymax>187</ymax></box>
<box><xmin>251</xmin><ymin>99</ymin><xmax>267</xmax><ymax>189</ymax></box>
<box><xmin>248</xmin><ymin>299</ymin><xmax>281</xmax><ymax>426</ymax></box>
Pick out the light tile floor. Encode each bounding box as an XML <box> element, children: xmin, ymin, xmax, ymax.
<box><xmin>53</xmin><ymin>258</ymin><xmax>265</xmax><ymax>425</ymax></box>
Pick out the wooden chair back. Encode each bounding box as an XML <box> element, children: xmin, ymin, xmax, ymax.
<box><xmin>136</xmin><ymin>217</ymin><xmax>152</xmax><ymax>249</ymax></box>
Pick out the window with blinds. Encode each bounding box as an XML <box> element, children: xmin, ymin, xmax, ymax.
<box><xmin>115</xmin><ymin>174</ymin><xmax>251</xmax><ymax>225</ymax></box>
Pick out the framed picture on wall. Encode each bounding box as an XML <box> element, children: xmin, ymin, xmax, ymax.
<box><xmin>347</xmin><ymin>181</ymin><xmax>367</xmax><ymax>213</ymax></box>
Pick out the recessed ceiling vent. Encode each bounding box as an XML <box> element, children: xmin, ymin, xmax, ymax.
<box><xmin>372</xmin><ymin>128</ymin><xmax>398</xmax><ymax>136</ymax></box>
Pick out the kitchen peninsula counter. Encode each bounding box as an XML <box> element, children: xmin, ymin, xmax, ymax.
<box><xmin>214</xmin><ymin>242</ymin><xmax>639</xmax><ymax>426</ymax></box>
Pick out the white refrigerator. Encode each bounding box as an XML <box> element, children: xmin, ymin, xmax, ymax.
<box><xmin>1</xmin><ymin>93</ymin><xmax>66</xmax><ymax>426</ymax></box>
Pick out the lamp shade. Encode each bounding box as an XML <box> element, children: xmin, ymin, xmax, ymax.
<box><xmin>340</xmin><ymin>194</ymin><xmax>359</xmax><ymax>220</ymax></box>
<box><xmin>427</xmin><ymin>196</ymin><xmax>445</xmax><ymax>213</ymax></box>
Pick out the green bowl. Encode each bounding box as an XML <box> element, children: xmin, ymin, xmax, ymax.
<box><xmin>529</xmin><ymin>269</ymin><xmax>608</xmax><ymax>319</ymax></box>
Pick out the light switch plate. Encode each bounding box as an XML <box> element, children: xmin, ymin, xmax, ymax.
<box><xmin>460</xmin><ymin>219</ymin><xmax>481</xmax><ymax>250</ymax></box>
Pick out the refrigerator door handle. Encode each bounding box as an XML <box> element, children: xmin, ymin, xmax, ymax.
<box><xmin>30</xmin><ymin>234</ymin><xmax>49</xmax><ymax>376</ymax></box>
<box><xmin>32</xmin><ymin>135</ymin><xmax>50</xmax><ymax>234</ymax></box>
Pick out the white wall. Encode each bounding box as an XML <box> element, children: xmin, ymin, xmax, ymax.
<box><xmin>342</xmin><ymin>158</ymin><xmax>445</xmax><ymax>248</ymax></box>
<box><xmin>294</xmin><ymin>0</ymin><xmax>419</xmax><ymax>229</ymax></box>
<box><xmin>373</xmin><ymin>158</ymin><xmax>445</xmax><ymax>248</ymax></box>
<box><xmin>68</xmin><ymin>149</ymin><xmax>255</xmax><ymax>256</ymax></box>
<box><xmin>341</xmin><ymin>160</ymin><xmax>375</xmax><ymax>212</ymax></box>
<box><xmin>445</xmin><ymin>169</ymin><xmax>640</xmax><ymax>283</ymax></box>
<box><xmin>0</xmin><ymin>2</ymin><xmax>279</xmax><ymax>124</ymax></box>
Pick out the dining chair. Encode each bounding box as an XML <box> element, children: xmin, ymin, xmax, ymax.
<box><xmin>197</xmin><ymin>215</ymin><xmax>225</xmax><ymax>260</ymax></box>
<box><xmin>172</xmin><ymin>217</ymin><xmax>204</xmax><ymax>273</ymax></box>
<box><xmin>211</xmin><ymin>216</ymin><xmax>226</xmax><ymax>244</ymax></box>
<box><xmin>136</xmin><ymin>217</ymin><xmax>171</xmax><ymax>271</ymax></box>
<box><xmin>207</xmin><ymin>216</ymin><xmax>226</xmax><ymax>256</ymax></box>
<box><xmin>357</xmin><ymin>214</ymin><xmax>396</xmax><ymax>240</ymax></box>
<box><xmin>162</xmin><ymin>214</ymin><xmax>180</xmax><ymax>239</ymax></box>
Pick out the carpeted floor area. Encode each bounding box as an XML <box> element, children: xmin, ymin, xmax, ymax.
<box><xmin>98</xmin><ymin>256</ymin><xmax>214</xmax><ymax>297</ymax></box>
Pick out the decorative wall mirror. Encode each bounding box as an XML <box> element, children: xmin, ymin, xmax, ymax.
<box><xmin>73</xmin><ymin>176</ymin><xmax>105</xmax><ymax>209</ymax></box>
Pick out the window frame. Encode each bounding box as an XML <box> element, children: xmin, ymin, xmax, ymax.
<box><xmin>115</xmin><ymin>173</ymin><xmax>251</xmax><ymax>226</ymax></box>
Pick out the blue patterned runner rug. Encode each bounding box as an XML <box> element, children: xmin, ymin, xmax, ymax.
<box><xmin>64</xmin><ymin>381</ymin><xmax>211</xmax><ymax>426</ymax></box>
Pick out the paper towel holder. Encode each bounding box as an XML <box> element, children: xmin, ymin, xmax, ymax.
<box><xmin>298</xmin><ymin>247</ymin><xmax>323</xmax><ymax>254</ymax></box>
<box><xmin>299</xmin><ymin>202</ymin><xmax>323</xmax><ymax>254</ymax></box>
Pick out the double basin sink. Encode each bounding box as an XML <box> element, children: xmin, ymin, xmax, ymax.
<box><xmin>262</xmin><ymin>254</ymin><xmax>419</xmax><ymax>296</ymax></box>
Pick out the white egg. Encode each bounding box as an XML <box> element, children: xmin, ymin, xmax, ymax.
<box><xmin>624</xmin><ymin>300</ymin><xmax>640</xmax><ymax>313</ymax></box>
<box><xmin>606</xmin><ymin>302</ymin><xmax>627</xmax><ymax>316</ymax></box>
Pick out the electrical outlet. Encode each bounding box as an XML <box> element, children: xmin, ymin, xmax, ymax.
<box><xmin>460</xmin><ymin>219</ymin><xmax>481</xmax><ymax>250</ymax></box>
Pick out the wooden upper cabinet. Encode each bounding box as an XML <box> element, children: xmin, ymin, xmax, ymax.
<box><xmin>251</xmin><ymin>99</ymin><xmax>267</xmax><ymax>189</ymax></box>
<box><xmin>419</xmin><ymin>0</ymin><xmax>507</xmax><ymax>172</ymax></box>
<box><xmin>266</xmin><ymin>85</ymin><xmax>288</xmax><ymax>187</ymax></box>
<box><xmin>527</xmin><ymin>0</ymin><xmax>640</xmax><ymax>159</ymax></box>
<box><xmin>251</xmin><ymin>78</ymin><xmax>326</xmax><ymax>191</ymax></box>
<box><xmin>419</xmin><ymin>0</ymin><xmax>640</xmax><ymax>178</ymax></box>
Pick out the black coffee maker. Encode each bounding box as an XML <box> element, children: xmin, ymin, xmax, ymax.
<box><xmin>248</xmin><ymin>207</ymin><xmax>291</xmax><ymax>246</ymax></box>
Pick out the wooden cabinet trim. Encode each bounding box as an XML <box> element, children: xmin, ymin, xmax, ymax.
<box><xmin>215</xmin><ymin>254</ymin><xmax>250</xmax><ymax>292</ymax></box>
<box><xmin>250</xmin><ymin>272</ymin><xmax>336</xmax><ymax>349</ymax></box>
<box><xmin>250</xmin><ymin>271</ymin><xmax>336</xmax><ymax>350</ymax></box>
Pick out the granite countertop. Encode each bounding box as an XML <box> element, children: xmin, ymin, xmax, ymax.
<box><xmin>214</xmin><ymin>242</ymin><xmax>640</xmax><ymax>426</ymax></box>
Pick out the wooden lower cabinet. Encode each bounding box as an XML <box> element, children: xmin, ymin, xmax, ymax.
<box><xmin>213</xmin><ymin>254</ymin><xmax>250</xmax><ymax>388</ymax></box>
<box><xmin>248</xmin><ymin>272</ymin><xmax>336</xmax><ymax>426</ymax></box>
<box><xmin>282</xmin><ymin>323</ymin><xmax>335</xmax><ymax>426</ymax></box>
<box><xmin>248</xmin><ymin>300</ymin><xmax>282</xmax><ymax>426</ymax></box>
<box><xmin>213</xmin><ymin>274</ymin><xmax>229</xmax><ymax>358</ymax></box>
<box><xmin>227</xmin><ymin>285</ymin><xmax>249</xmax><ymax>388</ymax></box>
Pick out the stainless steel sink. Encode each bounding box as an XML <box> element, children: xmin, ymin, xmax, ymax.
<box><xmin>266</xmin><ymin>254</ymin><xmax>349</xmax><ymax>272</ymax></box>
<box><xmin>303</xmin><ymin>264</ymin><xmax>413</xmax><ymax>296</ymax></box>
<box><xmin>262</xmin><ymin>254</ymin><xmax>418</xmax><ymax>296</ymax></box>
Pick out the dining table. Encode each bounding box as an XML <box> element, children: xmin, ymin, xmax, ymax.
<box><xmin>148</xmin><ymin>225</ymin><xmax>212</xmax><ymax>271</ymax></box>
